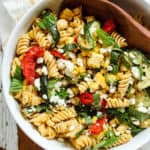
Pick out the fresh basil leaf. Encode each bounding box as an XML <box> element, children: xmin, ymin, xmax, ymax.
<box><xmin>93</xmin><ymin>136</ymin><xmax>118</xmax><ymax>150</ymax></box>
<box><xmin>38</xmin><ymin>13</ymin><xmax>59</xmax><ymax>44</ymax></box>
<box><xmin>93</xmin><ymin>93</ymin><xmax>101</xmax><ymax>109</ymax></box>
<box><xmin>75</xmin><ymin>129</ymin><xmax>85</xmax><ymax>138</ymax></box>
<box><xmin>14</xmin><ymin>66</ymin><xmax>23</xmax><ymax>81</ymax></box>
<box><xmin>63</xmin><ymin>43</ymin><xmax>77</xmax><ymax>51</ymax></box>
<box><xmin>130</xmin><ymin>124</ymin><xmax>143</xmax><ymax>136</ymax></box>
<box><xmin>97</xmin><ymin>29</ymin><xmax>118</xmax><ymax>48</ymax></box>
<box><xmin>145</xmin><ymin>87</ymin><xmax>150</xmax><ymax>97</ymax></box>
<box><xmin>128</xmin><ymin>107</ymin><xmax>150</xmax><ymax>122</ymax></box>
<box><xmin>56</xmin><ymin>88</ymin><xmax>69</xmax><ymax>100</ymax></box>
<box><xmin>10</xmin><ymin>78</ymin><xmax>23</xmax><ymax>92</ymax></box>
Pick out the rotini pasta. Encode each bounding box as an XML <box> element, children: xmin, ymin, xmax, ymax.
<box><xmin>16</xmin><ymin>33</ymin><xmax>31</xmax><ymax>55</ymax></box>
<box><xmin>111</xmin><ymin>31</ymin><xmax>128</xmax><ymax>48</ymax></box>
<box><xmin>106</xmin><ymin>98</ymin><xmax>130</xmax><ymax>108</ymax></box>
<box><xmin>44</xmin><ymin>51</ymin><xmax>60</xmax><ymax>79</ymax></box>
<box><xmin>118</xmin><ymin>72</ymin><xmax>132</xmax><ymax>98</ymax></box>
<box><xmin>70</xmin><ymin>135</ymin><xmax>96</xmax><ymax>150</ymax></box>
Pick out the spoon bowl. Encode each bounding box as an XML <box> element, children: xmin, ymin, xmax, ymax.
<box><xmin>61</xmin><ymin>0</ymin><xmax>150</xmax><ymax>53</ymax></box>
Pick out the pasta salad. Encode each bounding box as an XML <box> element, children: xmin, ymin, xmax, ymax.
<box><xmin>10</xmin><ymin>6</ymin><xmax>150</xmax><ymax>150</ymax></box>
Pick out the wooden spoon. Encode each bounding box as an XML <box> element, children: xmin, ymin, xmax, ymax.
<box><xmin>60</xmin><ymin>0</ymin><xmax>150</xmax><ymax>54</ymax></box>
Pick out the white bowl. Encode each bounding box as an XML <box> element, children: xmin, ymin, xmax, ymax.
<box><xmin>2</xmin><ymin>0</ymin><xmax>150</xmax><ymax>150</ymax></box>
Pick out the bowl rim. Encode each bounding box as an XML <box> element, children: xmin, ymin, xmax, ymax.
<box><xmin>2</xmin><ymin>0</ymin><xmax>150</xmax><ymax>150</ymax></box>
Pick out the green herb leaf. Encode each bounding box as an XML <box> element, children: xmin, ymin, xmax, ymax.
<box><xmin>63</xmin><ymin>43</ymin><xmax>77</xmax><ymax>51</ymax></box>
<box><xmin>75</xmin><ymin>129</ymin><xmax>85</xmax><ymax>138</ymax></box>
<box><xmin>93</xmin><ymin>93</ymin><xmax>101</xmax><ymax>109</ymax></box>
<box><xmin>128</xmin><ymin>107</ymin><xmax>150</xmax><ymax>122</ymax></box>
<box><xmin>130</xmin><ymin>124</ymin><xmax>143</xmax><ymax>136</ymax></box>
<box><xmin>145</xmin><ymin>87</ymin><xmax>150</xmax><ymax>97</ymax></box>
<box><xmin>56</xmin><ymin>88</ymin><xmax>69</xmax><ymax>100</ymax></box>
<box><xmin>38</xmin><ymin>13</ymin><xmax>59</xmax><ymax>44</ymax></box>
<box><xmin>14</xmin><ymin>66</ymin><xmax>23</xmax><ymax>80</ymax></box>
<box><xmin>10</xmin><ymin>78</ymin><xmax>23</xmax><ymax>92</ymax></box>
<box><xmin>93</xmin><ymin>135</ymin><xmax>118</xmax><ymax>150</ymax></box>
<box><xmin>111</xmin><ymin>64</ymin><xmax>119</xmax><ymax>74</ymax></box>
<box><xmin>97</xmin><ymin>29</ymin><xmax>118</xmax><ymax>48</ymax></box>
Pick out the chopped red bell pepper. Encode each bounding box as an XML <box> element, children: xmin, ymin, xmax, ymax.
<box><xmin>89</xmin><ymin>116</ymin><xmax>107</xmax><ymax>135</ymax></box>
<box><xmin>102</xmin><ymin>18</ymin><xmax>116</xmax><ymax>34</ymax></box>
<box><xmin>101</xmin><ymin>99</ymin><xmax>107</xmax><ymax>108</ymax></box>
<box><xmin>80</xmin><ymin>92</ymin><xmax>93</xmax><ymax>105</ymax></box>
<box><xmin>50</xmin><ymin>50</ymin><xmax>65</xmax><ymax>59</ymax></box>
<box><xmin>74</xmin><ymin>36</ymin><xmax>78</xmax><ymax>44</ymax></box>
<box><xmin>22</xmin><ymin>46</ymin><xmax>44</xmax><ymax>84</ymax></box>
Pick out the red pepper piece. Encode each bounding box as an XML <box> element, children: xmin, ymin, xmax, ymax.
<box><xmin>79</xmin><ymin>92</ymin><xmax>93</xmax><ymax>105</ymax></box>
<box><xmin>22</xmin><ymin>46</ymin><xmax>44</xmax><ymax>84</ymax></box>
<box><xmin>89</xmin><ymin>116</ymin><xmax>107</xmax><ymax>135</ymax></box>
<box><xmin>50</xmin><ymin>50</ymin><xmax>65</xmax><ymax>59</ymax></box>
<box><xmin>102</xmin><ymin>18</ymin><xmax>116</xmax><ymax>33</ymax></box>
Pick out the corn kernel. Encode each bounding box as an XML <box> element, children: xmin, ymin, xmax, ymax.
<box><xmin>89</xmin><ymin>81</ymin><xmax>99</xmax><ymax>92</ymax></box>
<box><xmin>81</xmin><ymin>118</ymin><xmax>86</xmax><ymax>124</ymax></box>
<box><xmin>92</xmin><ymin>116</ymin><xmax>98</xmax><ymax>124</ymax></box>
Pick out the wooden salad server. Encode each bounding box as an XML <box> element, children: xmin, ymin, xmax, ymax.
<box><xmin>60</xmin><ymin>0</ymin><xmax>150</xmax><ymax>54</ymax></box>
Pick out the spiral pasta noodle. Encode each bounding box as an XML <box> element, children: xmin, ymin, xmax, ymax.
<box><xmin>38</xmin><ymin>124</ymin><xmax>56</xmax><ymax>139</ymax></box>
<box><xmin>44</xmin><ymin>51</ymin><xmax>60</xmax><ymax>79</ymax></box>
<box><xmin>106</xmin><ymin>132</ymin><xmax>132</xmax><ymax>148</ymax></box>
<box><xmin>77</xmin><ymin>81</ymin><xmax>88</xmax><ymax>93</ymax></box>
<box><xmin>106</xmin><ymin>98</ymin><xmax>130</xmax><ymax>108</ymax></box>
<box><xmin>140</xmin><ymin>119</ymin><xmax>150</xmax><ymax>128</ymax></box>
<box><xmin>54</xmin><ymin>118</ymin><xmax>79</xmax><ymax>134</ymax></box>
<box><xmin>118</xmin><ymin>72</ymin><xmax>132</xmax><ymax>98</ymax></box>
<box><xmin>11</xmin><ymin>57</ymin><xmax>21</xmax><ymax>77</ymax></box>
<box><xmin>111</xmin><ymin>31</ymin><xmax>128</xmax><ymax>48</ymax></box>
<box><xmin>70</xmin><ymin>135</ymin><xmax>96</xmax><ymax>150</ymax></box>
<box><xmin>16</xmin><ymin>33</ymin><xmax>31</xmax><ymax>55</ymax></box>
<box><xmin>29</xmin><ymin>26</ymin><xmax>52</xmax><ymax>48</ymax></box>
<box><xmin>50</xmin><ymin>107</ymin><xmax>77</xmax><ymax>123</ymax></box>
<box><xmin>15</xmin><ymin>85</ymin><xmax>43</xmax><ymax>107</ymax></box>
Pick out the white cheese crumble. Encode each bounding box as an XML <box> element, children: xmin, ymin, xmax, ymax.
<box><xmin>67</xmin><ymin>88</ymin><xmax>74</xmax><ymax>98</ymax></box>
<box><xmin>42</xmin><ymin>66</ymin><xmax>48</xmax><ymax>75</ymax></box>
<box><xmin>141</xmin><ymin>76</ymin><xmax>146</xmax><ymax>81</ymax></box>
<box><xmin>68</xmin><ymin>52</ymin><xmax>75</xmax><ymax>59</ymax></box>
<box><xmin>147</xmin><ymin>107</ymin><xmax>150</xmax><ymax>115</ymax></box>
<box><xmin>129</xmin><ymin>53</ymin><xmax>135</xmax><ymax>59</ymax></box>
<box><xmin>131</xmin><ymin>67</ymin><xmax>140</xmax><ymax>79</ymax></box>
<box><xmin>131</xmin><ymin>117</ymin><xmax>140</xmax><ymax>126</ymax></box>
<box><xmin>55</xmin><ymin>81</ymin><xmax>62</xmax><ymax>91</ymax></box>
<box><xmin>57</xmin><ymin>59</ymin><xmax>66</xmax><ymax>69</ymax></box>
<box><xmin>36</xmin><ymin>57</ymin><xmax>44</xmax><ymax>64</ymax></box>
<box><xmin>47</xmin><ymin>33</ymin><xmax>53</xmax><ymax>42</ymax></box>
<box><xmin>129</xmin><ymin>98</ymin><xmax>136</xmax><ymax>105</ymax></box>
<box><xmin>109</xmin><ymin>86</ymin><xmax>116</xmax><ymax>93</ymax></box>
<box><xmin>57</xmin><ymin>59</ymin><xmax>74</xmax><ymax>77</ymax></box>
<box><xmin>49</xmin><ymin>95</ymin><xmax>66</xmax><ymax>106</ymax></box>
<box><xmin>137</xmin><ymin>105</ymin><xmax>147</xmax><ymax>113</ymax></box>
<box><xmin>100</xmin><ymin>94</ymin><xmax>108</xmax><ymax>99</ymax></box>
<box><xmin>34</xmin><ymin>78</ymin><xmax>40</xmax><ymax>91</ymax></box>
<box><xmin>57</xmin><ymin>48</ymin><xmax>64</xmax><ymax>53</ymax></box>
<box><xmin>90</xmin><ymin>26</ymin><xmax>97</xmax><ymax>33</ymax></box>
<box><xmin>42</xmin><ymin>94</ymin><xmax>48</xmax><ymax>100</ymax></box>
<box><xmin>100</xmin><ymin>46</ymin><xmax>112</xmax><ymax>54</ymax></box>
<box><xmin>76</xmin><ymin>58</ymin><xmax>83</xmax><ymax>66</ymax></box>
<box><xmin>107</xmin><ymin>65</ymin><xmax>113</xmax><ymax>71</ymax></box>
<box><xmin>114</xmin><ymin>131</ymin><xmax>120</xmax><ymax>136</ymax></box>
